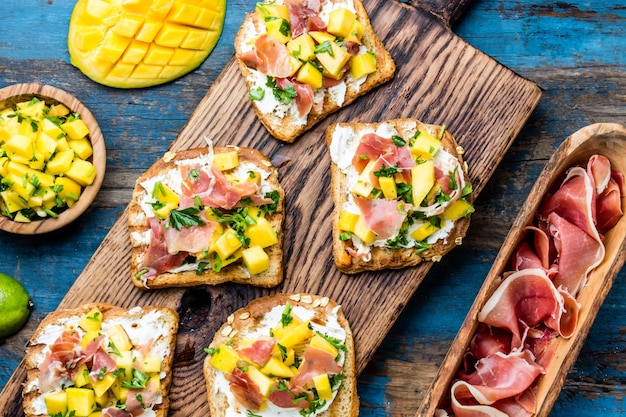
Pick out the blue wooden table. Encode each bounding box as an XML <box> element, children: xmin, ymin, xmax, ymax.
<box><xmin>1</xmin><ymin>0</ymin><xmax>625</xmax><ymax>415</ymax></box>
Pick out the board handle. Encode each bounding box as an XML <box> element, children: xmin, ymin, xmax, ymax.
<box><xmin>403</xmin><ymin>0</ymin><xmax>475</xmax><ymax>27</ymax></box>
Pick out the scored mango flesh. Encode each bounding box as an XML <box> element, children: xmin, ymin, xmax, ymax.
<box><xmin>68</xmin><ymin>0</ymin><xmax>226</xmax><ymax>88</ymax></box>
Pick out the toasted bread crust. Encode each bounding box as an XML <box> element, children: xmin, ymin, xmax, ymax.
<box><xmin>326</xmin><ymin>119</ymin><xmax>473</xmax><ymax>273</ymax></box>
<box><xmin>128</xmin><ymin>146</ymin><xmax>285</xmax><ymax>289</ymax></box>
<box><xmin>235</xmin><ymin>0</ymin><xmax>396</xmax><ymax>143</ymax></box>
<box><xmin>23</xmin><ymin>303</ymin><xmax>179</xmax><ymax>417</ymax></box>
<box><xmin>203</xmin><ymin>293</ymin><xmax>359</xmax><ymax>417</ymax></box>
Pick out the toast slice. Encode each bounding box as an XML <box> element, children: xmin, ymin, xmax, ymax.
<box><xmin>128</xmin><ymin>145</ymin><xmax>285</xmax><ymax>289</ymax></box>
<box><xmin>326</xmin><ymin>118</ymin><xmax>474</xmax><ymax>273</ymax></box>
<box><xmin>235</xmin><ymin>0</ymin><xmax>395</xmax><ymax>142</ymax></box>
<box><xmin>23</xmin><ymin>303</ymin><xmax>179</xmax><ymax>417</ymax></box>
<box><xmin>203</xmin><ymin>293</ymin><xmax>359</xmax><ymax>417</ymax></box>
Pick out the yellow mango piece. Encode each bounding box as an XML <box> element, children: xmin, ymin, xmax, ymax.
<box><xmin>443</xmin><ymin>199</ymin><xmax>475</xmax><ymax>221</ymax></box>
<box><xmin>41</xmin><ymin>118</ymin><xmax>65</xmax><ymax>140</ymax></box>
<box><xmin>265</xmin><ymin>18</ymin><xmax>291</xmax><ymax>44</ymax></box>
<box><xmin>260</xmin><ymin>356</ymin><xmax>295</xmax><ymax>378</ymax></box>
<box><xmin>65</xmin><ymin>159</ymin><xmax>97</xmax><ymax>186</ymax></box>
<box><xmin>309</xmin><ymin>31</ymin><xmax>335</xmax><ymax>44</ymax></box>
<box><xmin>93</xmin><ymin>372</ymin><xmax>116</xmax><ymax>398</ymax></box>
<box><xmin>345</xmin><ymin>20</ymin><xmax>365</xmax><ymax>44</ymax></box>
<box><xmin>309</xmin><ymin>334</ymin><xmax>338</xmax><ymax>358</ymax></box>
<box><xmin>287</xmin><ymin>33</ymin><xmax>316</xmax><ymax>61</ymax></box>
<box><xmin>79</xmin><ymin>307</ymin><xmax>103</xmax><ymax>332</ymax></box>
<box><xmin>110</xmin><ymin>379</ymin><xmax>130</xmax><ymax>402</ymax></box>
<box><xmin>44</xmin><ymin>391</ymin><xmax>68</xmax><ymax>416</ymax></box>
<box><xmin>313</xmin><ymin>373</ymin><xmax>333</xmax><ymax>401</ymax></box>
<box><xmin>55</xmin><ymin>137</ymin><xmax>71</xmax><ymax>152</ymax></box>
<box><xmin>68</xmin><ymin>0</ymin><xmax>226</xmax><ymax>88</ymax></box>
<box><xmin>114</xmin><ymin>350</ymin><xmax>134</xmax><ymax>381</ymax></box>
<box><xmin>410</xmin><ymin>130</ymin><xmax>441</xmax><ymax>160</ymax></box>
<box><xmin>379</xmin><ymin>176</ymin><xmax>397</xmax><ymax>200</ymax></box>
<box><xmin>213</xmin><ymin>150</ymin><xmax>239</xmax><ymax>171</ymax></box>
<box><xmin>66</xmin><ymin>387</ymin><xmax>96</xmax><ymax>417</ymax></box>
<box><xmin>136</xmin><ymin>353</ymin><xmax>162</xmax><ymax>373</ymax></box>
<box><xmin>8</xmin><ymin>161</ymin><xmax>55</xmax><ymax>187</ymax></box>
<box><xmin>55</xmin><ymin>176</ymin><xmax>82</xmax><ymax>204</ymax></box>
<box><xmin>73</xmin><ymin>363</ymin><xmax>91</xmax><ymax>387</ymax></box>
<box><xmin>215</xmin><ymin>228</ymin><xmax>243</xmax><ymax>261</ymax></box>
<box><xmin>242</xmin><ymin>245</ymin><xmax>270</xmax><ymax>275</ymax></box>
<box><xmin>337</xmin><ymin>210</ymin><xmax>359</xmax><ymax>233</ymax></box>
<box><xmin>36</xmin><ymin>131</ymin><xmax>58</xmax><ymax>161</ymax></box>
<box><xmin>61</xmin><ymin>118</ymin><xmax>90</xmax><ymax>140</ymax></box>
<box><xmin>327</xmin><ymin>8</ymin><xmax>356</xmax><ymax>38</ymax></box>
<box><xmin>256</xmin><ymin>3</ymin><xmax>290</xmax><ymax>20</ymax></box>
<box><xmin>48</xmin><ymin>104</ymin><xmax>70</xmax><ymax>117</ymax></box>
<box><xmin>17</xmin><ymin>99</ymin><xmax>46</xmax><ymax>120</ymax></box>
<box><xmin>81</xmin><ymin>330</ymin><xmax>101</xmax><ymax>350</ymax></box>
<box><xmin>244</xmin><ymin>216</ymin><xmax>278</xmax><ymax>248</ymax></box>
<box><xmin>411</xmin><ymin>220</ymin><xmax>440</xmax><ymax>242</ymax></box>
<box><xmin>247</xmin><ymin>366</ymin><xmax>273</xmax><ymax>396</ymax></box>
<box><xmin>296</xmin><ymin>62</ymin><xmax>323</xmax><ymax>89</ymax></box>
<box><xmin>350</xmin><ymin>159</ymin><xmax>377</xmax><ymax>198</ymax></box>
<box><xmin>350</xmin><ymin>52</ymin><xmax>377</xmax><ymax>80</ymax></box>
<box><xmin>13</xmin><ymin>211</ymin><xmax>31</xmax><ymax>223</ymax></box>
<box><xmin>272</xmin><ymin>345</ymin><xmax>295</xmax><ymax>366</ymax></box>
<box><xmin>69</xmin><ymin>138</ymin><xmax>93</xmax><ymax>160</ymax></box>
<box><xmin>411</xmin><ymin>160</ymin><xmax>435</xmax><ymax>205</ymax></box>
<box><xmin>209</xmin><ymin>343</ymin><xmax>239</xmax><ymax>373</ymax></box>
<box><xmin>353</xmin><ymin>215</ymin><xmax>376</xmax><ymax>244</ymax></box>
<box><xmin>107</xmin><ymin>324</ymin><xmax>133</xmax><ymax>352</ymax></box>
<box><xmin>151</xmin><ymin>181</ymin><xmax>179</xmax><ymax>219</ymax></box>
<box><xmin>0</xmin><ymin>157</ymin><xmax>9</xmax><ymax>177</ymax></box>
<box><xmin>46</xmin><ymin>149</ymin><xmax>75</xmax><ymax>175</ymax></box>
<box><xmin>271</xmin><ymin>316</ymin><xmax>302</xmax><ymax>340</ymax></box>
<box><xmin>0</xmin><ymin>190</ymin><xmax>27</xmax><ymax>213</ymax></box>
<box><xmin>316</xmin><ymin>40</ymin><xmax>350</xmax><ymax>79</ymax></box>
<box><xmin>278</xmin><ymin>320</ymin><xmax>313</xmax><ymax>348</ymax></box>
<box><xmin>5</xmin><ymin>134</ymin><xmax>34</xmax><ymax>160</ymax></box>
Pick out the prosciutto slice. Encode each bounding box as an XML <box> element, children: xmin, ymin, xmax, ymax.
<box><xmin>285</xmin><ymin>0</ymin><xmax>321</xmax><ymax>38</ymax></box>
<box><xmin>226</xmin><ymin>368</ymin><xmax>263</xmax><ymax>410</ymax></box>
<box><xmin>141</xmin><ymin>217</ymin><xmax>188</xmax><ymax>278</ymax></box>
<box><xmin>354</xmin><ymin>197</ymin><xmax>408</xmax><ymax>240</ymax></box>
<box><xmin>352</xmin><ymin>133</ymin><xmax>413</xmax><ymax>176</ymax></box>
<box><xmin>238</xmin><ymin>337</ymin><xmax>276</xmax><ymax>366</ymax></box>
<box><xmin>239</xmin><ymin>34</ymin><xmax>294</xmax><ymax>78</ymax></box>
<box><xmin>477</xmin><ymin>268</ymin><xmax>570</xmax><ymax>349</ymax></box>
<box><xmin>276</xmin><ymin>77</ymin><xmax>314</xmax><ymax>118</ymax></box>
<box><xmin>291</xmin><ymin>346</ymin><xmax>341</xmax><ymax>389</ymax></box>
<box><xmin>596</xmin><ymin>171</ymin><xmax>624</xmax><ymax>233</ymax></box>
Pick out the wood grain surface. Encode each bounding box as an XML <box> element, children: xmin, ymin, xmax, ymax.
<box><xmin>0</xmin><ymin>0</ymin><xmax>542</xmax><ymax>415</ymax></box>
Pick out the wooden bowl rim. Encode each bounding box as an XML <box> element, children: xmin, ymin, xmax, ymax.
<box><xmin>0</xmin><ymin>83</ymin><xmax>106</xmax><ymax>234</ymax></box>
<box><xmin>416</xmin><ymin>122</ymin><xmax>626</xmax><ymax>417</ymax></box>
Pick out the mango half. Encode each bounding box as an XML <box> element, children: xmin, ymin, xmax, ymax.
<box><xmin>68</xmin><ymin>0</ymin><xmax>226</xmax><ymax>88</ymax></box>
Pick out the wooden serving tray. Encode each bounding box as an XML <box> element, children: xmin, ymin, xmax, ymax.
<box><xmin>417</xmin><ymin>123</ymin><xmax>626</xmax><ymax>416</ymax></box>
<box><xmin>0</xmin><ymin>0</ymin><xmax>541</xmax><ymax>415</ymax></box>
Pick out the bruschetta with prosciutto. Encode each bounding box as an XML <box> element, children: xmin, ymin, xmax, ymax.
<box><xmin>22</xmin><ymin>303</ymin><xmax>178</xmax><ymax>417</ymax></box>
<box><xmin>204</xmin><ymin>293</ymin><xmax>358</xmax><ymax>417</ymax></box>
<box><xmin>326</xmin><ymin>118</ymin><xmax>474</xmax><ymax>273</ymax></box>
<box><xmin>128</xmin><ymin>145</ymin><xmax>285</xmax><ymax>289</ymax></box>
<box><xmin>235</xmin><ymin>0</ymin><xmax>395</xmax><ymax>142</ymax></box>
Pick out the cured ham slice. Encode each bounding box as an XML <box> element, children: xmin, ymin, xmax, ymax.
<box><xmin>276</xmin><ymin>77</ymin><xmax>314</xmax><ymax>118</ymax></box>
<box><xmin>547</xmin><ymin>212</ymin><xmax>604</xmax><ymax>296</ymax></box>
<box><xmin>225</xmin><ymin>368</ymin><xmax>263</xmax><ymax>410</ymax></box>
<box><xmin>238</xmin><ymin>337</ymin><xmax>276</xmax><ymax>366</ymax></box>
<box><xmin>141</xmin><ymin>218</ymin><xmax>188</xmax><ymax>278</ymax></box>
<box><xmin>354</xmin><ymin>197</ymin><xmax>408</xmax><ymax>240</ymax></box>
<box><xmin>239</xmin><ymin>34</ymin><xmax>294</xmax><ymax>78</ymax></box>
<box><xmin>587</xmin><ymin>154</ymin><xmax>612</xmax><ymax>194</ymax></box>
<box><xmin>163</xmin><ymin>215</ymin><xmax>216</xmax><ymax>255</ymax></box>
<box><xmin>477</xmin><ymin>268</ymin><xmax>570</xmax><ymax>349</ymax></box>
<box><xmin>285</xmin><ymin>0</ymin><xmax>321</xmax><ymax>38</ymax></box>
<box><xmin>352</xmin><ymin>133</ymin><xmax>413</xmax><ymax>173</ymax></box>
<box><xmin>189</xmin><ymin>165</ymin><xmax>259</xmax><ymax>210</ymax></box>
<box><xmin>291</xmin><ymin>346</ymin><xmax>342</xmax><ymax>389</ymax></box>
<box><xmin>596</xmin><ymin>171</ymin><xmax>624</xmax><ymax>233</ymax></box>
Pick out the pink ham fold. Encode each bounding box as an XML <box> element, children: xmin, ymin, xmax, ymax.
<box><xmin>354</xmin><ymin>197</ymin><xmax>409</xmax><ymax>240</ymax></box>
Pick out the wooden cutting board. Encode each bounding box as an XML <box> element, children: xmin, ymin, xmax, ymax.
<box><xmin>0</xmin><ymin>0</ymin><xmax>541</xmax><ymax>415</ymax></box>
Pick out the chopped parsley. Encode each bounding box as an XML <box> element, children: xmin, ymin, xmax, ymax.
<box><xmin>391</xmin><ymin>135</ymin><xmax>406</xmax><ymax>147</ymax></box>
<box><xmin>314</xmin><ymin>40</ymin><xmax>334</xmax><ymax>57</ymax></box>
<box><xmin>373</xmin><ymin>164</ymin><xmax>402</xmax><ymax>178</ymax></box>
<box><xmin>266</xmin><ymin>76</ymin><xmax>297</xmax><ymax>104</ymax></box>
<box><xmin>259</xmin><ymin>190</ymin><xmax>280</xmax><ymax>215</ymax></box>
<box><xmin>121</xmin><ymin>369</ymin><xmax>151</xmax><ymax>389</ymax></box>
<box><xmin>248</xmin><ymin>87</ymin><xmax>265</xmax><ymax>101</ymax></box>
<box><xmin>280</xmin><ymin>303</ymin><xmax>293</xmax><ymax>327</ymax></box>
<box><xmin>168</xmin><ymin>207</ymin><xmax>205</xmax><ymax>231</ymax></box>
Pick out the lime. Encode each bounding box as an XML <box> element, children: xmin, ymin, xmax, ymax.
<box><xmin>0</xmin><ymin>273</ymin><xmax>33</xmax><ymax>339</ymax></box>
<box><xmin>67</xmin><ymin>0</ymin><xmax>227</xmax><ymax>88</ymax></box>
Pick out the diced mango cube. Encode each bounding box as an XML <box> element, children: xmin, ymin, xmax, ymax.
<box><xmin>410</xmin><ymin>130</ymin><xmax>441</xmax><ymax>160</ymax></box>
<box><xmin>46</xmin><ymin>149</ymin><xmax>75</xmax><ymax>175</ymax></box>
<box><xmin>287</xmin><ymin>33</ymin><xmax>316</xmax><ymax>61</ymax></box>
<box><xmin>48</xmin><ymin>104</ymin><xmax>70</xmax><ymax>117</ymax></box>
<box><xmin>209</xmin><ymin>343</ymin><xmax>239</xmax><ymax>373</ymax></box>
<box><xmin>55</xmin><ymin>176</ymin><xmax>82</xmax><ymax>204</ymax></box>
<box><xmin>41</xmin><ymin>118</ymin><xmax>65</xmax><ymax>139</ymax></box>
<box><xmin>316</xmin><ymin>40</ymin><xmax>350</xmax><ymax>79</ymax></box>
<box><xmin>155</xmin><ymin>22</ymin><xmax>188</xmax><ymax>47</ymax></box>
<box><xmin>219</xmin><ymin>248</ymin><xmax>243</xmax><ymax>268</ymax></box>
<box><xmin>353</xmin><ymin>215</ymin><xmax>376</xmax><ymax>244</ymax></box>
<box><xmin>93</xmin><ymin>372</ymin><xmax>117</xmax><ymax>398</ymax></box>
<box><xmin>296</xmin><ymin>62</ymin><xmax>323</xmax><ymax>89</ymax></box>
<box><xmin>0</xmin><ymin>190</ymin><xmax>27</xmax><ymax>213</ymax></box>
<box><xmin>242</xmin><ymin>245</ymin><xmax>270</xmax><ymax>275</ymax></box>
<box><xmin>411</xmin><ymin>220</ymin><xmax>440</xmax><ymax>242</ymax></box>
<box><xmin>246</xmin><ymin>366</ymin><xmax>273</xmax><ymax>396</ymax></box>
<box><xmin>112</xmin><ymin>14</ymin><xmax>144</xmax><ymax>37</ymax></box>
<box><xmin>443</xmin><ymin>199</ymin><xmax>474</xmax><ymax>221</ymax></box>
<box><xmin>411</xmin><ymin>160</ymin><xmax>435</xmax><ymax>205</ymax></box>
<box><xmin>66</xmin><ymin>387</ymin><xmax>96</xmax><ymax>417</ymax></box>
<box><xmin>65</xmin><ymin>159</ymin><xmax>97</xmax><ymax>186</ymax></box>
<box><xmin>150</xmin><ymin>181</ymin><xmax>179</xmax><ymax>218</ymax></box>
<box><xmin>8</xmin><ymin>161</ymin><xmax>54</xmax><ymax>187</ymax></box>
<box><xmin>36</xmin><ymin>131</ymin><xmax>58</xmax><ymax>161</ymax></box>
<box><xmin>13</xmin><ymin>211</ymin><xmax>31</xmax><ymax>223</ymax></box>
<box><xmin>55</xmin><ymin>137</ymin><xmax>71</xmax><ymax>152</ymax></box>
<box><xmin>69</xmin><ymin>138</ymin><xmax>93</xmax><ymax>160</ymax></box>
<box><xmin>260</xmin><ymin>356</ymin><xmax>295</xmax><ymax>378</ymax></box>
<box><xmin>135</xmin><ymin>19</ymin><xmax>162</xmax><ymax>43</ymax></box>
<box><xmin>107</xmin><ymin>324</ymin><xmax>133</xmax><ymax>352</ymax></box>
<box><xmin>5</xmin><ymin>134</ymin><xmax>34</xmax><ymax>161</ymax></box>
<box><xmin>256</xmin><ymin>3</ymin><xmax>289</xmax><ymax>20</ymax></box>
<box><xmin>0</xmin><ymin>157</ymin><xmax>9</xmax><ymax>177</ymax></box>
<box><xmin>337</xmin><ymin>210</ymin><xmax>359</xmax><ymax>233</ymax></box>
<box><xmin>114</xmin><ymin>350</ymin><xmax>134</xmax><ymax>381</ymax></box>
<box><xmin>136</xmin><ymin>353</ymin><xmax>161</xmax><ymax>373</ymax></box>
<box><xmin>61</xmin><ymin>118</ymin><xmax>90</xmax><ymax>140</ymax></box>
<box><xmin>313</xmin><ymin>373</ymin><xmax>333</xmax><ymax>400</ymax></box>
<box><xmin>309</xmin><ymin>333</ymin><xmax>338</xmax><ymax>358</ymax></box>
<box><xmin>79</xmin><ymin>307</ymin><xmax>103</xmax><ymax>332</ymax></box>
<box><xmin>350</xmin><ymin>52</ymin><xmax>377</xmax><ymax>80</ymax></box>
<box><xmin>81</xmin><ymin>330</ymin><xmax>102</xmax><ymax>350</ymax></box>
<box><xmin>244</xmin><ymin>216</ymin><xmax>278</xmax><ymax>248</ymax></box>
<box><xmin>215</xmin><ymin>228</ymin><xmax>243</xmax><ymax>260</ymax></box>
<box><xmin>265</xmin><ymin>18</ymin><xmax>291</xmax><ymax>44</ymax></box>
<box><xmin>379</xmin><ymin>176</ymin><xmax>397</xmax><ymax>200</ymax></box>
<box><xmin>327</xmin><ymin>8</ymin><xmax>356</xmax><ymax>38</ymax></box>
<box><xmin>73</xmin><ymin>363</ymin><xmax>91</xmax><ymax>387</ymax></box>
<box><xmin>345</xmin><ymin>20</ymin><xmax>365</xmax><ymax>43</ymax></box>
<box><xmin>17</xmin><ymin>99</ymin><xmax>46</xmax><ymax>119</ymax></box>
<box><xmin>278</xmin><ymin>320</ymin><xmax>312</xmax><ymax>348</ymax></box>
<box><xmin>350</xmin><ymin>159</ymin><xmax>377</xmax><ymax>198</ymax></box>
<box><xmin>213</xmin><ymin>150</ymin><xmax>239</xmax><ymax>171</ymax></box>
<box><xmin>271</xmin><ymin>316</ymin><xmax>302</xmax><ymax>340</ymax></box>
<box><xmin>309</xmin><ymin>31</ymin><xmax>335</xmax><ymax>44</ymax></box>
<box><xmin>44</xmin><ymin>391</ymin><xmax>68</xmax><ymax>416</ymax></box>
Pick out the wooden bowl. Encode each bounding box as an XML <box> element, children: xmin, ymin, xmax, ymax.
<box><xmin>416</xmin><ymin>123</ymin><xmax>626</xmax><ymax>416</ymax></box>
<box><xmin>0</xmin><ymin>83</ymin><xmax>106</xmax><ymax>234</ymax></box>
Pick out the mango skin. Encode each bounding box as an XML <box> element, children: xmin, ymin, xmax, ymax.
<box><xmin>68</xmin><ymin>0</ymin><xmax>226</xmax><ymax>88</ymax></box>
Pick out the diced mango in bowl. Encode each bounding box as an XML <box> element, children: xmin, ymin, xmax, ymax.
<box><xmin>67</xmin><ymin>0</ymin><xmax>226</xmax><ymax>88</ymax></box>
<box><xmin>0</xmin><ymin>98</ymin><xmax>97</xmax><ymax>222</ymax></box>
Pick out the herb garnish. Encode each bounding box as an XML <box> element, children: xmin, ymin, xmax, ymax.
<box><xmin>168</xmin><ymin>207</ymin><xmax>205</xmax><ymax>231</ymax></box>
